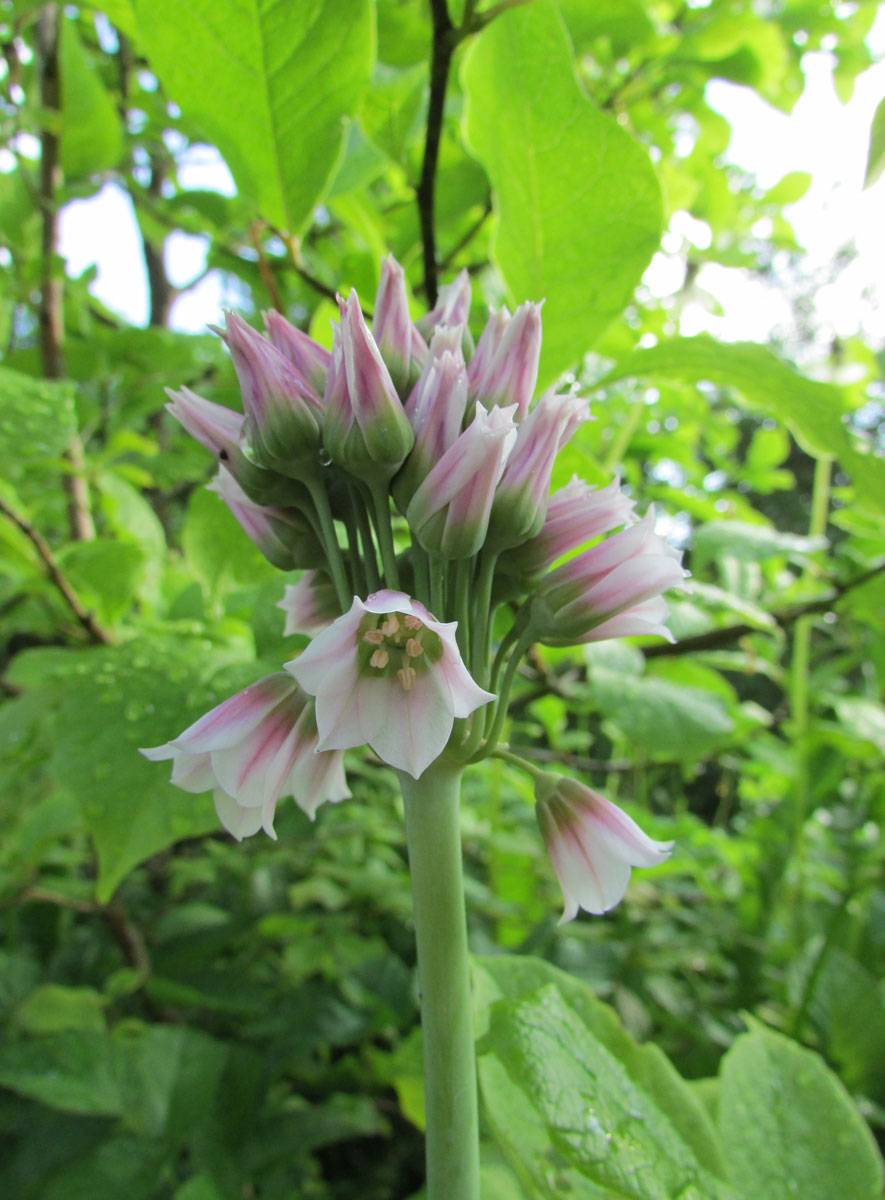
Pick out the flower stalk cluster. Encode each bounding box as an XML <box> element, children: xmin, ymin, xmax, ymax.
<box><xmin>146</xmin><ymin>254</ymin><xmax>687</xmax><ymax>913</ymax></box>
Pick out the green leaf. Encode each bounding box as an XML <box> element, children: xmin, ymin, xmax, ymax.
<box><xmin>59</xmin><ymin>17</ymin><xmax>123</xmax><ymax>178</ymax></box>
<box><xmin>461</xmin><ymin>0</ymin><xmax>662</xmax><ymax>386</ymax></box>
<box><xmin>761</xmin><ymin>171</ymin><xmax>812</xmax><ymax>205</ymax></box>
<box><xmin>25</xmin><ymin>640</ymin><xmax>255</xmax><ymax>901</ymax></box>
<box><xmin>718</xmin><ymin>1024</ymin><xmax>884</xmax><ymax>1200</ymax></box>
<box><xmin>601</xmin><ymin>336</ymin><xmax>885</xmax><ymax>515</ymax></box>
<box><xmin>591</xmin><ymin>667</ymin><xmax>735</xmax><ymax>757</ymax></box>
<box><xmin>0</xmin><ymin>368</ymin><xmax>77</xmax><ymax>481</ymax></box>
<box><xmin>0</xmin><ymin>1030</ymin><xmax>124</xmax><ymax>1116</ymax></box>
<box><xmin>56</xmin><ymin>539</ymin><xmax>145</xmax><ymax>626</ymax></box>
<box><xmin>473</xmin><ymin>955</ymin><xmax>735</xmax><ymax>1198</ymax></box>
<box><xmin>133</xmin><ymin>0</ymin><xmax>375</xmax><ymax>233</ymax></box>
<box><xmin>359</xmin><ymin>63</ymin><xmax>425</xmax><ymax>164</ymax></box>
<box><xmin>863</xmin><ymin>93</ymin><xmax>885</xmax><ymax>188</ymax></box>
<box><xmin>693</xmin><ymin>520</ymin><xmax>824</xmax><ymax>567</ymax></box>
<box><xmin>13</xmin><ymin>985</ymin><xmax>107</xmax><ymax>1034</ymax></box>
<box><xmin>182</xmin><ymin>487</ymin><xmax>277</xmax><ymax>596</ymax></box>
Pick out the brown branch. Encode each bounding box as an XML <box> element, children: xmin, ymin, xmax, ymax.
<box><xmin>250</xmin><ymin>220</ymin><xmax>285</xmax><ymax>313</ymax></box>
<box><xmin>417</xmin><ymin>0</ymin><xmax>456</xmax><ymax>305</ymax></box>
<box><xmin>0</xmin><ymin>495</ymin><xmax>111</xmax><ymax>644</ymax></box>
<box><xmin>643</xmin><ymin>562</ymin><xmax>885</xmax><ymax>659</ymax></box>
<box><xmin>36</xmin><ymin>4</ymin><xmax>94</xmax><ymax>542</ymax></box>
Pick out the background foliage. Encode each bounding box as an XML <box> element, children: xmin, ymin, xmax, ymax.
<box><xmin>1</xmin><ymin>0</ymin><xmax>883</xmax><ymax>1196</ymax></box>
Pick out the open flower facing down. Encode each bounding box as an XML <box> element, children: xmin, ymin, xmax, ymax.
<box><xmin>534</xmin><ymin>773</ymin><xmax>673</xmax><ymax>921</ymax></box>
<box><xmin>286</xmin><ymin>591</ymin><xmax>495</xmax><ymax>779</ymax></box>
<box><xmin>140</xmin><ymin>674</ymin><xmax>349</xmax><ymax>839</ymax></box>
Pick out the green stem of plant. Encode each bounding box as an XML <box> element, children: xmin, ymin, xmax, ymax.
<box><xmin>464</xmin><ymin>629</ymin><xmax>531</xmax><ymax>762</ymax></box>
<box><xmin>368</xmin><ymin>481</ymin><xmax>400</xmax><ymax>590</ymax></box>
<box><xmin>471</xmin><ymin>549</ymin><xmax>498</xmax><ymax>686</ymax></box>
<box><xmin>414</xmin><ymin>544</ymin><xmax>432</xmax><ymax>610</ymax></box>
<box><xmin>399</xmin><ymin>760</ymin><xmax>480</xmax><ymax>1200</ymax></box>
<box><xmin>350</xmin><ymin>486</ymin><xmax>380</xmax><ymax>592</ymax></box>
<box><xmin>306</xmin><ymin>477</ymin><xmax>352</xmax><ymax>611</ymax></box>
<box><xmin>429</xmin><ymin>554</ymin><xmax>447</xmax><ymax>619</ymax></box>
<box><xmin>454</xmin><ymin>557</ymin><xmax>473</xmax><ymax>661</ymax></box>
<box><xmin>342</xmin><ymin>500</ymin><xmax>366</xmax><ymax>597</ymax></box>
<box><xmin>789</xmin><ymin>454</ymin><xmax>832</xmax><ymax>929</ymax></box>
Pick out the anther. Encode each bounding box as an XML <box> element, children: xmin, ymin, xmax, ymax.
<box><xmin>381</xmin><ymin>615</ymin><xmax>400</xmax><ymax>636</ymax></box>
<box><xmin>403</xmin><ymin>614</ymin><xmax>423</xmax><ymax>631</ymax></box>
<box><xmin>405</xmin><ymin>638</ymin><xmax>423</xmax><ymax>657</ymax></box>
<box><xmin>370</xmin><ymin>648</ymin><xmax>389</xmax><ymax>669</ymax></box>
<box><xmin>397</xmin><ymin>666</ymin><xmax>416</xmax><ymax>691</ymax></box>
<box><xmin>364</xmin><ymin>629</ymin><xmax>384</xmax><ymax>645</ymax></box>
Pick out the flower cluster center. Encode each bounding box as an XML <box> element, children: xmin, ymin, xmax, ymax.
<box><xmin>357</xmin><ymin>611</ymin><xmax>442</xmax><ymax>691</ymax></box>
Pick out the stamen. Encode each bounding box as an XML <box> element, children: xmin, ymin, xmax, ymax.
<box><xmin>405</xmin><ymin>638</ymin><xmax>423</xmax><ymax>658</ymax></box>
<box><xmin>397</xmin><ymin>666</ymin><xmax>416</xmax><ymax>691</ymax></box>
<box><xmin>370</xmin><ymin>648</ymin><xmax>389</xmax><ymax>669</ymax></box>
<box><xmin>403</xmin><ymin>614</ymin><xmax>423</xmax><ymax>631</ymax></box>
<box><xmin>363</xmin><ymin>629</ymin><xmax>384</xmax><ymax>645</ymax></box>
<box><xmin>381</xmin><ymin>615</ymin><xmax>400</xmax><ymax>636</ymax></box>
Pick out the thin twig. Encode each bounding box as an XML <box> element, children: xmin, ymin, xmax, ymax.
<box><xmin>438</xmin><ymin>198</ymin><xmax>493</xmax><ymax>274</ymax></box>
<box><xmin>36</xmin><ymin>4</ymin><xmax>94</xmax><ymax>541</ymax></box>
<box><xmin>0</xmin><ymin>496</ymin><xmax>111</xmax><ymax>644</ymax></box>
<box><xmin>417</xmin><ymin>0</ymin><xmax>456</xmax><ymax>304</ymax></box>
<box><xmin>643</xmin><ymin>562</ymin><xmax>885</xmax><ymax>659</ymax></box>
<box><xmin>250</xmin><ymin>220</ymin><xmax>285</xmax><ymax>314</ymax></box>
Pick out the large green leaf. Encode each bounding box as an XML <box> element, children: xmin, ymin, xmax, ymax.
<box><xmin>133</xmin><ymin>0</ymin><xmax>375</xmax><ymax>233</ymax></box>
<box><xmin>461</xmin><ymin>0</ymin><xmax>662</xmax><ymax>387</ymax></box>
<box><xmin>591</xmin><ymin>667</ymin><xmax>736</xmax><ymax>757</ymax></box>
<box><xmin>0</xmin><ymin>367</ymin><xmax>77</xmax><ymax>481</ymax></box>
<box><xmin>600</xmin><ymin>336</ymin><xmax>885</xmax><ymax>515</ymax></box>
<box><xmin>718</xmin><ymin>1024</ymin><xmax>884</xmax><ymax>1200</ymax></box>
<box><xmin>59</xmin><ymin>17</ymin><xmax>123</xmax><ymax>178</ymax></box>
<box><xmin>863</xmin><ymin>93</ymin><xmax>885</xmax><ymax>188</ymax></box>
<box><xmin>473</xmin><ymin>955</ymin><xmax>735</xmax><ymax>1199</ymax></box>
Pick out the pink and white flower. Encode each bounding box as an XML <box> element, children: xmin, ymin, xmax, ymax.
<box><xmin>207</xmin><ymin>467</ymin><xmax>323</xmax><ymax>571</ymax></box>
<box><xmin>503</xmin><ymin>476</ymin><xmax>638</xmax><ymax>577</ymax></box>
<box><xmin>486</xmin><ymin>390</ymin><xmax>591</xmax><ymax>550</ymax></box>
<box><xmin>534</xmin><ymin>773</ymin><xmax>673</xmax><ymax>920</ymax></box>
<box><xmin>140</xmin><ymin>674</ymin><xmax>349</xmax><ymax>839</ymax></box>
<box><xmin>323</xmin><ymin>291</ymin><xmax>415</xmax><ymax>482</ymax></box>
<box><xmin>222</xmin><ymin>311</ymin><xmax>323</xmax><ymax>473</ymax></box>
<box><xmin>406</xmin><ymin>404</ymin><xmax>518</xmax><ymax>559</ymax></box>
<box><xmin>285</xmin><ymin>590</ymin><xmax>495</xmax><ymax>779</ymax></box>
<box><xmin>278</xmin><ymin>570</ymin><xmax>341</xmax><ymax>636</ymax></box>
<box><xmin>373</xmin><ymin>254</ymin><xmax>425</xmax><ymax>394</ymax></box>
<box><xmin>393</xmin><ymin>350</ymin><xmax>468</xmax><ymax>511</ymax></box>
<box><xmin>528</xmin><ymin>509</ymin><xmax>688</xmax><ymax>644</ymax></box>
<box><xmin>416</xmin><ymin>268</ymin><xmax>471</xmax><ymax>337</ymax></box>
<box><xmin>468</xmin><ymin>301</ymin><xmax>542</xmax><ymax>419</ymax></box>
<box><xmin>263</xmin><ymin>309</ymin><xmax>332</xmax><ymax>397</ymax></box>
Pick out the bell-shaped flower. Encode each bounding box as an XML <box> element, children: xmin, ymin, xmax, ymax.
<box><xmin>468</xmin><ymin>301</ymin><xmax>542</xmax><ymax>418</ymax></box>
<box><xmin>263</xmin><ymin>310</ymin><xmax>331</xmax><ymax>397</ymax></box>
<box><xmin>278</xmin><ymin>570</ymin><xmax>341</xmax><ymax>636</ymax></box>
<box><xmin>222</xmin><ymin>311</ymin><xmax>323</xmax><ymax>475</ymax></box>
<box><xmin>534</xmin><ymin>773</ymin><xmax>673</xmax><ymax>921</ymax></box>
<box><xmin>502</xmin><ymin>476</ymin><xmax>638</xmax><ymax>577</ymax></box>
<box><xmin>406</xmin><ymin>404</ymin><xmax>518</xmax><ymax>559</ymax></box>
<box><xmin>373</xmin><ymin>254</ymin><xmax>425</xmax><ymax>394</ymax></box>
<box><xmin>416</xmin><ymin>268</ymin><xmax>471</xmax><ymax>337</ymax></box>
<box><xmin>528</xmin><ymin>509</ymin><xmax>688</xmax><ymax>645</ymax></box>
<box><xmin>486</xmin><ymin>390</ymin><xmax>591</xmax><ymax>551</ymax></box>
<box><xmin>392</xmin><ymin>350</ymin><xmax>468</xmax><ymax>512</ymax></box>
<box><xmin>285</xmin><ymin>590</ymin><xmax>495</xmax><ymax>779</ymax></box>
<box><xmin>323</xmin><ymin>291</ymin><xmax>415</xmax><ymax>484</ymax></box>
<box><xmin>207</xmin><ymin>467</ymin><xmax>324</xmax><ymax>571</ymax></box>
<box><xmin>140</xmin><ymin>674</ymin><xmax>349</xmax><ymax>840</ymax></box>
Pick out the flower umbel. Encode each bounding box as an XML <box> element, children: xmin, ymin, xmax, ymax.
<box><xmin>285</xmin><ymin>591</ymin><xmax>494</xmax><ymax>779</ymax></box>
<box><xmin>534</xmin><ymin>772</ymin><xmax>673</xmax><ymax>921</ymax></box>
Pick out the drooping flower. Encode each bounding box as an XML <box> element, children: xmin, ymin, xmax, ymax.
<box><xmin>278</xmin><ymin>570</ymin><xmax>341</xmax><ymax>636</ymax></box>
<box><xmin>534</xmin><ymin>772</ymin><xmax>673</xmax><ymax>921</ymax></box>
<box><xmin>406</xmin><ymin>404</ymin><xmax>518</xmax><ymax>559</ymax></box>
<box><xmin>527</xmin><ymin>509</ymin><xmax>688</xmax><ymax>644</ymax></box>
<box><xmin>140</xmin><ymin>674</ymin><xmax>349</xmax><ymax>839</ymax></box>
<box><xmin>322</xmin><ymin>291</ymin><xmax>415</xmax><ymax>483</ymax></box>
<box><xmin>285</xmin><ymin>590</ymin><xmax>495</xmax><ymax>779</ymax></box>
<box><xmin>207</xmin><ymin>467</ymin><xmax>324</xmax><ymax>570</ymax></box>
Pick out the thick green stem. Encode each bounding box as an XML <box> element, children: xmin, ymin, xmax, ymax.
<box><xmin>399</xmin><ymin>761</ymin><xmax>479</xmax><ymax>1200</ymax></box>
<box><xmin>368</xmin><ymin>481</ymin><xmax>400</xmax><ymax>589</ymax></box>
<box><xmin>306</xmin><ymin>477</ymin><xmax>352</xmax><ymax>611</ymax></box>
